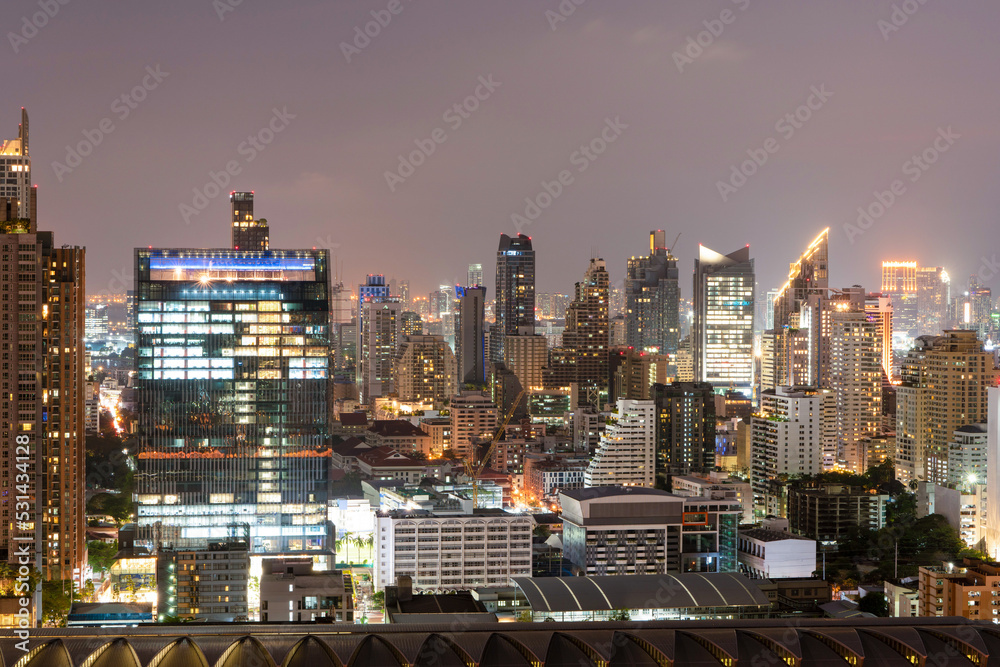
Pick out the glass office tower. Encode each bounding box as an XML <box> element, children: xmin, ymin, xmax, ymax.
<box><xmin>134</xmin><ymin>249</ymin><xmax>333</xmax><ymax>556</ymax></box>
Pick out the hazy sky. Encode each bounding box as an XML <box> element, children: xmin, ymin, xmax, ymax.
<box><xmin>6</xmin><ymin>0</ymin><xmax>1000</xmax><ymax>301</ymax></box>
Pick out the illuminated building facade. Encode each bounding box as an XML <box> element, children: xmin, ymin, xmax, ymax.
<box><xmin>865</xmin><ymin>293</ymin><xmax>894</xmax><ymax>380</ymax></box>
<box><xmin>0</xmin><ymin>109</ymin><xmax>32</xmax><ymax>219</ymax></box>
<box><xmin>134</xmin><ymin>248</ymin><xmax>333</xmax><ymax>556</ymax></box>
<box><xmin>584</xmin><ymin>399</ymin><xmax>656</xmax><ymax>488</ymax></box>
<box><xmin>692</xmin><ymin>245</ymin><xmax>754</xmax><ymax>397</ymax></box>
<box><xmin>547</xmin><ymin>258</ymin><xmax>609</xmax><ymax>406</ymax></box>
<box><xmin>652</xmin><ymin>382</ymin><xmax>716</xmax><ymax>480</ymax></box>
<box><xmin>625</xmin><ymin>230</ymin><xmax>680</xmax><ymax>356</ymax></box>
<box><xmin>230</xmin><ymin>191</ymin><xmax>269</xmax><ymax>251</ymax></box>
<box><xmin>895</xmin><ymin>331</ymin><xmax>999</xmax><ymax>486</ymax></box>
<box><xmin>882</xmin><ymin>261</ymin><xmax>951</xmax><ymax>337</ymax></box>
<box><xmin>830</xmin><ymin>310</ymin><xmax>882</xmax><ymax>472</ymax></box>
<box><xmin>455</xmin><ymin>285</ymin><xmax>486</xmax><ymax>385</ymax></box>
<box><xmin>1</xmin><ymin>156</ymin><xmax>86</xmax><ymax>585</ymax></box>
<box><xmin>358</xmin><ymin>298</ymin><xmax>402</xmax><ymax>403</ymax></box>
<box><xmin>493</xmin><ymin>233</ymin><xmax>535</xmax><ymax>363</ymax></box>
<box><xmin>393</xmin><ymin>334</ymin><xmax>457</xmax><ymax>409</ymax></box>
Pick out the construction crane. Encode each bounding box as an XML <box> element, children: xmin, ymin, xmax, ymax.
<box><xmin>463</xmin><ymin>389</ymin><xmax>526</xmax><ymax>508</ymax></box>
<box><xmin>667</xmin><ymin>232</ymin><xmax>681</xmax><ymax>259</ymax></box>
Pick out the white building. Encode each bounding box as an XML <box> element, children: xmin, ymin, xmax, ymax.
<box><xmin>374</xmin><ymin>509</ymin><xmax>533</xmax><ymax>593</ymax></box>
<box><xmin>584</xmin><ymin>399</ymin><xmax>655</xmax><ymax>488</ymax></box>
<box><xmin>947</xmin><ymin>424</ymin><xmax>988</xmax><ymax>488</ymax></box>
<box><xmin>358</xmin><ymin>299</ymin><xmax>402</xmax><ymax>403</ymax></box>
<box><xmin>751</xmin><ymin>386</ymin><xmax>835</xmax><ymax>515</ymax></box>
<box><xmin>737</xmin><ymin>527</ymin><xmax>816</xmax><ymax>580</ymax></box>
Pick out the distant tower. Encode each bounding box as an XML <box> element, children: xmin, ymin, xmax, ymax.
<box><xmin>494</xmin><ymin>234</ymin><xmax>536</xmax><ymax>363</ymax></box>
<box><xmin>624</xmin><ymin>230</ymin><xmax>680</xmax><ymax>356</ymax></box>
<box><xmin>230</xmin><ymin>191</ymin><xmax>269</xmax><ymax>250</ymax></box>
<box><xmin>693</xmin><ymin>245</ymin><xmax>755</xmax><ymax>397</ymax></box>
<box><xmin>0</xmin><ymin>108</ymin><xmax>33</xmax><ymax>222</ymax></box>
<box><xmin>468</xmin><ymin>263</ymin><xmax>483</xmax><ymax>288</ymax></box>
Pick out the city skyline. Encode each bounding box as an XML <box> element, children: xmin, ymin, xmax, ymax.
<box><xmin>6</xmin><ymin>2</ymin><xmax>1000</xmax><ymax>300</ymax></box>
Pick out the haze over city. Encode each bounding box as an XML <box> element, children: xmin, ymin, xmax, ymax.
<box><xmin>6</xmin><ymin>0</ymin><xmax>1000</xmax><ymax>297</ymax></box>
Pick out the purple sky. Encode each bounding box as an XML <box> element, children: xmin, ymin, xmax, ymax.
<box><xmin>6</xmin><ymin>0</ymin><xmax>1000</xmax><ymax>301</ymax></box>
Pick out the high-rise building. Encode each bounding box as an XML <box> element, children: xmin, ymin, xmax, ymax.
<box><xmin>652</xmin><ymin>382</ymin><xmax>716</xmax><ymax>481</ymax></box>
<box><xmin>393</xmin><ymin>335</ymin><xmax>457</xmax><ymax>408</ymax></box>
<box><xmin>467</xmin><ymin>263</ymin><xmax>483</xmax><ymax>288</ymax></box>
<box><xmin>895</xmin><ymin>331</ymin><xmax>999</xmax><ymax>485</ymax></box>
<box><xmin>230</xmin><ymin>191</ymin><xmax>269</xmax><ymax>251</ymax></box>
<box><xmin>751</xmin><ymin>387</ymin><xmax>836</xmax><ymax>515</ymax></box>
<box><xmin>693</xmin><ymin>245</ymin><xmax>754</xmax><ymax>397</ymax></box>
<box><xmin>358</xmin><ymin>298</ymin><xmax>402</xmax><ymax>402</ymax></box>
<box><xmin>916</xmin><ymin>266</ymin><xmax>950</xmax><ymax>336</ymax></box>
<box><xmin>548</xmin><ymin>258</ymin><xmax>609</xmax><ymax>406</ymax></box>
<box><xmin>584</xmin><ymin>399</ymin><xmax>656</xmax><ymax>488</ymax></box>
<box><xmin>1</xmin><ymin>151</ymin><xmax>86</xmax><ymax>585</ymax></box>
<box><xmin>134</xmin><ymin>248</ymin><xmax>333</xmax><ymax>556</ymax></box>
<box><xmin>770</xmin><ymin>229</ymin><xmax>829</xmax><ymax>335</ymax></box>
<box><xmin>830</xmin><ymin>310</ymin><xmax>882</xmax><ymax>472</ymax></box>
<box><xmin>987</xmin><ymin>387</ymin><xmax>1000</xmax><ymax>560</ymax></box>
<box><xmin>400</xmin><ymin>310</ymin><xmax>422</xmax><ymax>337</ymax></box>
<box><xmin>967</xmin><ymin>278</ymin><xmax>994</xmax><ymax>341</ymax></box>
<box><xmin>608</xmin><ymin>348</ymin><xmax>672</xmax><ymax>401</ymax></box>
<box><xmin>625</xmin><ymin>231</ymin><xmax>680</xmax><ymax>356</ymax></box>
<box><xmin>503</xmin><ymin>334</ymin><xmax>548</xmax><ymax>394</ymax></box>
<box><xmin>493</xmin><ymin>233</ymin><xmax>535</xmax><ymax>363</ymax></box>
<box><xmin>865</xmin><ymin>293</ymin><xmax>894</xmax><ymax>381</ymax></box>
<box><xmin>0</xmin><ymin>109</ymin><xmax>32</xmax><ymax>220</ymax></box>
<box><xmin>449</xmin><ymin>391</ymin><xmax>498</xmax><ymax>460</ymax></box>
<box><xmin>455</xmin><ymin>285</ymin><xmax>486</xmax><ymax>385</ymax></box>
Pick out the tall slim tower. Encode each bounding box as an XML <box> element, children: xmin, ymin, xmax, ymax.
<box><xmin>456</xmin><ymin>285</ymin><xmax>487</xmax><ymax>385</ymax></box>
<box><xmin>550</xmin><ymin>258</ymin><xmax>610</xmax><ymax>406</ymax></box>
<box><xmin>230</xmin><ymin>191</ymin><xmax>269</xmax><ymax>250</ymax></box>
<box><xmin>467</xmin><ymin>263</ymin><xmax>483</xmax><ymax>288</ymax></box>
<box><xmin>624</xmin><ymin>230</ymin><xmax>680</xmax><ymax>356</ymax></box>
<box><xmin>1</xmin><ymin>120</ymin><xmax>85</xmax><ymax>585</ymax></box>
<box><xmin>693</xmin><ymin>245</ymin><xmax>755</xmax><ymax>397</ymax></box>
<box><xmin>494</xmin><ymin>233</ymin><xmax>535</xmax><ymax>363</ymax></box>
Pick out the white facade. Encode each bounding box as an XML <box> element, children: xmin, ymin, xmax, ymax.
<box><xmin>375</xmin><ymin>510</ymin><xmax>533</xmax><ymax>593</ymax></box>
<box><xmin>359</xmin><ymin>300</ymin><xmax>402</xmax><ymax>403</ymax></box>
<box><xmin>671</xmin><ymin>473</ymin><xmax>754</xmax><ymax>525</ymax></box>
<box><xmin>584</xmin><ymin>399</ymin><xmax>655</xmax><ymax>488</ymax></box>
<box><xmin>947</xmin><ymin>424</ymin><xmax>988</xmax><ymax>488</ymax></box>
<box><xmin>737</xmin><ymin>528</ymin><xmax>816</xmax><ymax>580</ymax></box>
<box><xmin>895</xmin><ymin>384</ymin><xmax>926</xmax><ymax>485</ymax></box>
<box><xmin>751</xmin><ymin>387</ymin><xmax>835</xmax><ymax>514</ymax></box>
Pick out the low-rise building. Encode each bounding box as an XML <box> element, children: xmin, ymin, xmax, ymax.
<box><xmin>365</xmin><ymin>420</ymin><xmax>432</xmax><ymax>456</ymax></box>
<box><xmin>523</xmin><ymin>457</ymin><xmax>587</xmax><ymax>505</ymax></box>
<box><xmin>510</xmin><ymin>573</ymin><xmax>770</xmax><ymax>622</ymax></box>
<box><xmin>671</xmin><ymin>472</ymin><xmax>753</xmax><ymax>525</ymax></box>
<box><xmin>737</xmin><ymin>527</ymin><xmax>816</xmax><ymax>580</ymax></box>
<box><xmin>419</xmin><ymin>417</ymin><xmax>451</xmax><ymax>458</ymax></box>
<box><xmin>559</xmin><ymin>487</ymin><xmax>740</xmax><ymax>576</ymax></box>
<box><xmin>260</xmin><ymin>558</ymin><xmax>353</xmax><ymax>623</ymax></box>
<box><xmin>356</xmin><ymin>446</ymin><xmax>430</xmax><ymax>483</ymax></box>
<box><xmin>375</xmin><ymin>509</ymin><xmax>534</xmax><ymax>593</ymax></box>
<box><xmin>918</xmin><ymin>559</ymin><xmax>1000</xmax><ymax>620</ymax></box>
<box><xmin>885</xmin><ymin>579</ymin><xmax>919</xmax><ymax>618</ymax></box>
<box><xmin>156</xmin><ymin>541</ymin><xmax>250</xmax><ymax>622</ymax></box>
<box><xmin>787</xmin><ymin>485</ymin><xmax>889</xmax><ymax>543</ymax></box>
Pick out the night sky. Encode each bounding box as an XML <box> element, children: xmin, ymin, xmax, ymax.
<box><xmin>6</xmin><ymin>0</ymin><xmax>1000</xmax><ymax>301</ymax></box>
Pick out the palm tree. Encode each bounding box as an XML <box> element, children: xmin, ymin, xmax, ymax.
<box><xmin>352</xmin><ymin>535</ymin><xmax>366</xmax><ymax>563</ymax></box>
<box><xmin>341</xmin><ymin>532</ymin><xmax>354</xmax><ymax>564</ymax></box>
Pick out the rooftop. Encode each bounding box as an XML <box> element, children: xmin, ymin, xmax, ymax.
<box><xmin>512</xmin><ymin>573</ymin><xmax>770</xmax><ymax>613</ymax></box>
<box><xmin>561</xmin><ymin>486</ymin><xmax>672</xmax><ymax>501</ymax></box>
<box><xmin>740</xmin><ymin>528</ymin><xmax>814</xmax><ymax>543</ymax></box>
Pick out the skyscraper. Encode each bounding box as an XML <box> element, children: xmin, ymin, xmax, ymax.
<box><xmin>625</xmin><ymin>231</ymin><xmax>680</xmax><ymax>356</ymax></box>
<box><xmin>456</xmin><ymin>285</ymin><xmax>486</xmax><ymax>385</ymax></box>
<box><xmin>493</xmin><ymin>233</ymin><xmax>535</xmax><ymax>363</ymax></box>
<box><xmin>230</xmin><ymin>191</ymin><xmax>269</xmax><ymax>251</ymax></box>
<box><xmin>1</xmin><ymin>121</ymin><xmax>85</xmax><ymax>585</ymax></box>
<box><xmin>134</xmin><ymin>248</ymin><xmax>333</xmax><ymax>556</ymax></box>
<box><xmin>0</xmin><ymin>109</ymin><xmax>32</xmax><ymax>220</ymax></box>
<box><xmin>548</xmin><ymin>258</ymin><xmax>609</xmax><ymax>406</ymax></box>
<box><xmin>652</xmin><ymin>382</ymin><xmax>716</xmax><ymax>481</ymax></box>
<box><xmin>882</xmin><ymin>261</ymin><xmax>919</xmax><ymax>336</ymax></box>
<box><xmin>865</xmin><ymin>293</ymin><xmax>894</xmax><ymax>381</ymax></box>
<box><xmin>467</xmin><ymin>263</ymin><xmax>483</xmax><ymax>288</ymax></box>
<box><xmin>359</xmin><ymin>298</ymin><xmax>402</xmax><ymax>402</ymax></box>
<box><xmin>830</xmin><ymin>310</ymin><xmax>882</xmax><ymax>472</ymax></box>
<box><xmin>916</xmin><ymin>266</ymin><xmax>950</xmax><ymax>336</ymax></box>
<box><xmin>770</xmin><ymin>228</ymin><xmax>829</xmax><ymax>335</ymax></box>
<box><xmin>692</xmin><ymin>245</ymin><xmax>755</xmax><ymax>397</ymax></box>
<box><xmin>895</xmin><ymin>331</ymin><xmax>999</xmax><ymax>485</ymax></box>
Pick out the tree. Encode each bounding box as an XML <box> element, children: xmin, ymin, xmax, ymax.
<box><xmin>370</xmin><ymin>591</ymin><xmax>385</xmax><ymax>610</ymax></box>
<box><xmin>88</xmin><ymin>540</ymin><xmax>119</xmax><ymax>574</ymax></box>
<box><xmin>609</xmin><ymin>609</ymin><xmax>631</xmax><ymax>621</ymax></box>
<box><xmin>42</xmin><ymin>580</ymin><xmax>77</xmax><ymax>627</ymax></box>
<box><xmin>858</xmin><ymin>592</ymin><xmax>889</xmax><ymax>617</ymax></box>
<box><xmin>533</xmin><ymin>524</ymin><xmax>551</xmax><ymax>540</ymax></box>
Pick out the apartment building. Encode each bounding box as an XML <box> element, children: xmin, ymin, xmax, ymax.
<box><xmin>374</xmin><ymin>509</ymin><xmax>533</xmax><ymax>593</ymax></box>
